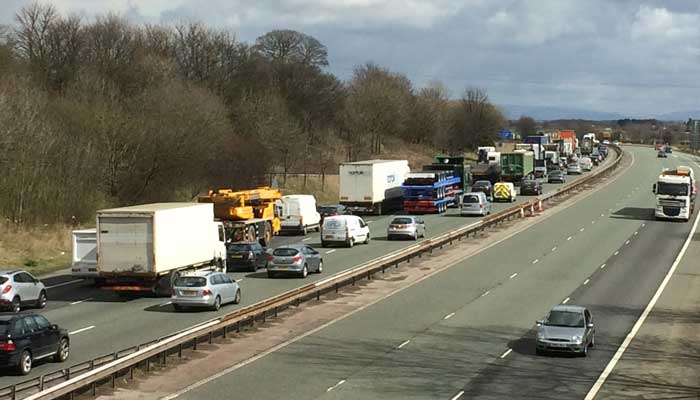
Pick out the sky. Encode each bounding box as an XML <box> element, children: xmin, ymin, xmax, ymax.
<box><xmin>2</xmin><ymin>0</ymin><xmax>700</xmax><ymax>117</ymax></box>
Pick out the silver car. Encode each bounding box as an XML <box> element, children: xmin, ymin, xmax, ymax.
<box><xmin>267</xmin><ymin>244</ymin><xmax>323</xmax><ymax>278</ymax></box>
<box><xmin>387</xmin><ymin>217</ymin><xmax>426</xmax><ymax>240</ymax></box>
<box><xmin>536</xmin><ymin>305</ymin><xmax>595</xmax><ymax>356</ymax></box>
<box><xmin>460</xmin><ymin>192</ymin><xmax>491</xmax><ymax>216</ymax></box>
<box><xmin>567</xmin><ymin>163</ymin><xmax>583</xmax><ymax>175</ymax></box>
<box><xmin>171</xmin><ymin>271</ymin><xmax>241</xmax><ymax>312</ymax></box>
<box><xmin>0</xmin><ymin>270</ymin><xmax>47</xmax><ymax>313</ymax></box>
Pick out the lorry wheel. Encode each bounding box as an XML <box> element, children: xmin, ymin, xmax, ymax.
<box><xmin>246</xmin><ymin>226</ymin><xmax>256</xmax><ymax>242</ymax></box>
<box><xmin>262</xmin><ymin>223</ymin><xmax>272</xmax><ymax>246</ymax></box>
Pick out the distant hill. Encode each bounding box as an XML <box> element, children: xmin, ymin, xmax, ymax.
<box><xmin>501</xmin><ymin>105</ymin><xmax>624</xmax><ymax>121</ymax></box>
<box><xmin>655</xmin><ymin>111</ymin><xmax>700</xmax><ymax>121</ymax></box>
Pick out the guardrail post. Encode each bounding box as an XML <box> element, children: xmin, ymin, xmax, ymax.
<box><xmin>263</xmin><ymin>311</ymin><xmax>267</xmax><ymax>323</ymax></box>
<box><xmin>129</xmin><ymin>366</ymin><xmax>134</xmax><ymax>380</ymax></box>
<box><xmin>223</xmin><ymin>325</ymin><xmax>227</xmax><ymax>339</ymax></box>
<box><xmin>91</xmin><ymin>381</ymin><xmax>96</xmax><ymax>396</ymax></box>
<box><xmin>274</xmin><ymin>306</ymin><xmax>278</xmax><ymax>317</ymax></box>
<box><xmin>162</xmin><ymin>350</ymin><xmax>167</xmax><ymax>365</ymax></box>
<box><xmin>316</xmin><ymin>290</ymin><xmax>320</xmax><ymax>301</ymax></box>
<box><xmin>367</xmin><ymin>271</ymin><xmax>371</xmax><ymax>280</ymax></box>
<box><xmin>146</xmin><ymin>357</ymin><xmax>151</xmax><ymax>372</ymax></box>
<box><xmin>193</xmin><ymin>338</ymin><xmax>197</xmax><ymax>351</ymax></box>
<box><xmin>237</xmin><ymin>320</ymin><xmax>241</xmax><ymax>333</ymax></box>
<box><xmin>111</xmin><ymin>372</ymin><xmax>116</xmax><ymax>388</ymax></box>
<box><xmin>10</xmin><ymin>385</ymin><xmax>15</xmax><ymax>400</ymax></box>
<box><xmin>208</xmin><ymin>331</ymin><xmax>213</xmax><ymax>344</ymax></box>
<box><xmin>39</xmin><ymin>375</ymin><xmax>44</xmax><ymax>391</ymax></box>
<box><xmin>352</xmin><ymin>276</ymin><xmax>355</xmax><ymax>286</ymax></box>
<box><xmin>178</xmin><ymin>344</ymin><xmax>183</xmax><ymax>358</ymax></box>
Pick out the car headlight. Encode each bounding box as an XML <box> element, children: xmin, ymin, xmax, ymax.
<box><xmin>572</xmin><ymin>335</ymin><xmax>583</xmax><ymax>343</ymax></box>
<box><xmin>537</xmin><ymin>332</ymin><xmax>545</xmax><ymax>341</ymax></box>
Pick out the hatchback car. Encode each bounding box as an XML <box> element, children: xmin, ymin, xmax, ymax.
<box><xmin>171</xmin><ymin>271</ymin><xmax>241</xmax><ymax>311</ymax></box>
<box><xmin>520</xmin><ymin>179</ymin><xmax>543</xmax><ymax>196</ymax></box>
<box><xmin>536</xmin><ymin>305</ymin><xmax>595</xmax><ymax>356</ymax></box>
<box><xmin>0</xmin><ymin>270</ymin><xmax>47</xmax><ymax>313</ymax></box>
<box><xmin>266</xmin><ymin>244</ymin><xmax>323</xmax><ymax>278</ymax></box>
<box><xmin>471</xmin><ymin>180</ymin><xmax>494</xmax><ymax>200</ymax></box>
<box><xmin>226</xmin><ymin>242</ymin><xmax>267</xmax><ymax>272</ymax></box>
<box><xmin>579</xmin><ymin>157</ymin><xmax>593</xmax><ymax>171</ymax></box>
<box><xmin>460</xmin><ymin>192</ymin><xmax>491</xmax><ymax>216</ymax></box>
<box><xmin>567</xmin><ymin>163</ymin><xmax>582</xmax><ymax>175</ymax></box>
<box><xmin>317</xmin><ymin>204</ymin><xmax>351</xmax><ymax>222</ymax></box>
<box><xmin>548</xmin><ymin>170</ymin><xmax>566</xmax><ymax>184</ymax></box>
<box><xmin>0</xmin><ymin>313</ymin><xmax>69</xmax><ymax>375</ymax></box>
<box><xmin>387</xmin><ymin>216</ymin><xmax>426</xmax><ymax>240</ymax></box>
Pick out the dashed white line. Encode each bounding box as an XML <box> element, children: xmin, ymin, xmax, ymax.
<box><xmin>625</xmin><ymin>240</ymin><xmax>630</xmax><ymax>245</ymax></box>
<box><xmin>532</xmin><ymin>259</ymin><xmax>539</xmax><ymax>264</ymax></box>
<box><xmin>450</xmin><ymin>391</ymin><xmax>465</xmax><ymax>400</ymax></box>
<box><xmin>509</xmin><ymin>273</ymin><xmax>518</xmax><ymax>279</ymax></box>
<box><xmin>602</xmin><ymin>213</ymin><xmax>606</xmax><ymax>217</ymax></box>
<box><xmin>159</xmin><ymin>301</ymin><xmax>172</xmax><ymax>307</ymax></box>
<box><xmin>46</xmin><ymin>279</ymin><xmax>84</xmax><ymax>289</ymax></box>
<box><xmin>398</xmin><ymin>340</ymin><xmax>411</xmax><ymax>349</ymax></box>
<box><xmin>70</xmin><ymin>298</ymin><xmax>92</xmax><ymax>305</ymax></box>
<box><xmin>634</xmin><ymin>231</ymin><xmax>638</xmax><ymax>235</ymax></box>
<box><xmin>325</xmin><ymin>249</ymin><xmax>336</xmax><ymax>254</ymax></box>
<box><xmin>327</xmin><ymin>379</ymin><xmax>346</xmax><ymax>392</ymax></box>
<box><xmin>551</xmin><ymin>247</ymin><xmax>557</xmax><ymax>252</ymax></box>
<box><xmin>641</xmin><ymin>223</ymin><xmax>646</xmax><ymax>227</ymax></box>
<box><xmin>592</xmin><ymin>221</ymin><xmax>596</xmax><ymax>224</ymax></box>
<box><xmin>236</xmin><ymin>279</ymin><xmax>244</xmax><ymax>283</ymax></box>
<box><xmin>481</xmin><ymin>290</ymin><xmax>490</xmax><ymax>297</ymax></box>
<box><xmin>600</xmin><ymin>264</ymin><xmax>606</xmax><ymax>269</ymax></box>
<box><xmin>614</xmin><ymin>251</ymin><xmax>619</xmax><ymax>256</ymax></box>
<box><xmin>499</xmin><ymin>348</ymin><xmax>513</xmax><ymax>359</ymax></box>
<box><xmin>302</xmin><ymin>238</ymin><xmax>312</xmax><ymax>242</ymax></box>
<box><xmin>580</xmin><ymin>228</ymin><xmax>585</xmax><ymax>232</ymax></box>
<box><xmin>562</xmin><ymin>297</ymin><xmax>570</xmax><ymax>304</ymax></box>
<box><xmin>583</xmin><ymin>279</ymin><xmax>590</xmax><ymax>285</ymax></box>
<box><xmin>444</xmin><ymin>312</ymin><xmax>456</xmax><ymax>320</ymax></box>
<box><xmin>567</xmin><ymin>236</ymin><xmax>573</xmax><ymax>241</ymax></box>
<box><xmin>69</xmin><ymin>325</ymin><xmax>96</xmax><ymax>335</ymax></box>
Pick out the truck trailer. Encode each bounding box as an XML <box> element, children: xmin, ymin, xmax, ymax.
<box><xmin>339</xmin><ymin>160</ymin><xmax>410</xmax><ymax>215</ymax></box>
<box><xmin>402</xmin><ymin>156</ymin><xmax>469</xmax><ymax>214</ymax></box>
<box><xmin>500</xmin><ymin>151</ymin><xmax>535</xmax><ymax>182</ymax></box>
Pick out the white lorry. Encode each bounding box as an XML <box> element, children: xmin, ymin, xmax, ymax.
<box><xmin>71</xmin><ymin>228</ymin><xmax>98</xmax><ymax>280</ymax></box>
<box><xmin>653</xmin><ymin>166</ymin><xmax>696</xmax><ymax>222</ymax></box>
<box><xmin>96</xmin><ymin>203</ymin><xmax>227</xmax><ymax>296</ymax></box>
<box><xmin>339</xmin><ymin>160</ymin><xmax>410</xmax><ymax>215</ymax></box>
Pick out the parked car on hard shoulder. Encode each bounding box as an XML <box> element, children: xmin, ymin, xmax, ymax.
<box><xmin>493</xmin><ymin>182</ymin><xmax>517</xmax><ymax>202</ymax></box>
<box><xmin>520</xmin><ymin>179</ymin><xmax>543</xmax><ymax>196</ymax></box>
<box><xmin>225</xmin><ymin>242</ymin><xmax>267</xmax><ymax>272</ymax></box>
<box><xmin>536</xmin><ymin>305</ymin><xmax>595</xmax><ymax>357</ymax></box>
<box><xmin>321</xmin><ymin>215</ymin><xmax>370</xmax><ymax>248</ymax></box>
<box><xmin>317</xmin><ymin>204</ymin><xmax>352</xmax><ymax>222</ymax></box>
<box><xmin>471</xmin><ymin>180</ymin><xmax>494</xmax><ymax>200</ymax></box>
<box><xmin>171</xmin><ymin>271</ymin><xmax>240</xmax><ymax>312</ymax></box>
<box><xmin>0</xmin><ymin>270</ymin><xmax>47</xmax><ymax>313</ymax></box>
<box><xmin>567</xmin><ymin>163</ymin><xmax>582</xmax><ymax>175</ymax></box>
<box><xmin>266</xmin><ymin>244</ymin><xmax>323</xmax><ymax>278</ymax></box>
<box><xmin>548</xmin><ymin>170</ymin><xmax>566</xmax><ymax>184</ymax></box>
<box><xmin>460</xmin><ymin>192</ymin><xmax>491</xmax><ymax>217</ymax></box>
<box><xmin>0</xmin><ymin>313</ymin><xmax>69</xmax><ymax>375</ymax></box>
<box><xmin>387</xmin><ymin>216</ymin><xmax>425</xmax><ymax>240</ymax></box>
<box><xmin>280</xmin><ymin>195</ymin><xmax>322</xmax><ymax>235</ymax></box>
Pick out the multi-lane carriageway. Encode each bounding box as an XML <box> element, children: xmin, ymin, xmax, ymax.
<box><xmin>158</xmin><ymin>146</ymin><xmax>698</xmax><ymax>400</ymax></box>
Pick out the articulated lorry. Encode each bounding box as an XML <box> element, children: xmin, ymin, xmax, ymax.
<box><xmin>500</xmin><ymin>151</ymin><xmax>535</xmax><ymax>182</ymax></box>
<box><xmin>96</xmin><ymin>203</ymin><xmax>227</xmax><ymax>296</ymax></box>
<box><xmin>339</xmin><ymin>160</ymin><xmax>410</xmax><ymax>215</ymax></box>
<box><xmin>653</xmin><ymin>166</ymin><xmax>696</xmax><ymax>222</ymax></box>
<box><xmin>402</xmin><ymin>156</ymin><xmax>469</xmax><ymax>214</ymax></box>
<box><xmin>472</xmin><ymin>147</ymin><xmax>502</xmax><ymax>183</ymax></box>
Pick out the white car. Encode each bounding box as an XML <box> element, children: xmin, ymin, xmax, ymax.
<box><xmin>320</xmin><ymin>215</ymin><xmax>370</xmax><ymax>248</ymax></box>
<box><xmin>579</xmin><ymin>157</ymin><xmax>593</xmax><ymax>171</ymax></box>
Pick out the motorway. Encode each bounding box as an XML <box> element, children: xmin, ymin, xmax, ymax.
<box><xmin>167</xmin><ymin>146</ymin><xmax>700</xmax><ymax>400</ymax></box>
<box><xmin>0</xmin><ymin>152</ymin><xmax>613</xmax><ymax>387</ymax></box>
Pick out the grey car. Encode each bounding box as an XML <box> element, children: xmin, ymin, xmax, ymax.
<box><xmin>387</xmin><ymin>216</ymin><xmax>426</xmax><ymax>240</ymax></box>
<box><xmin>536</xmin><ymin>305</ymin><xmax>595</xmax><ymax>356</ymax></box>
<box><xmin>0</xmin><ymin>270</ymin><xmax>47</xmax><ymax>313</ymax></box>
<box><xmin>171</xmin><ymin>271</ymin><xmax>241</xmax><ymax>312</ymax></box>
<box><xmin>460</xmin><ymin>192</ymin><xmax>491</xmax><ymax>216</ymax></box>
<box><xmin>567</xmin><ymin>163</ymin><xmax>583</xmax><ymax>175</ymax></box>
<box><xmin>266</xmin><ymin>244</ymin><xmax>323</xmax><ymax>278</ymax></box>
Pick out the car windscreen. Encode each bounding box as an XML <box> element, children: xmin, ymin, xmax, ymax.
<box><xmin>273</xmin><ymin>248</ymin><xmax>299</xmax><ymax>257</ymax></box>
<box><xmin>474</xmin><ymin>181</ymin><xmax>490</xmax><ymax>187</ymax></box>
<box><xmin>318</xmin><ymin>206</ymin><xmax>338</xmax><ymax>213</ymax></box>
<box><xmin>463</xmin><ymin>195</ymin><xmax>480</xmax><ymax>203</ymax></box>
<box><xmin>657</xmin><ymin>182</ymin><xmax>689</xmax><ymax>196</ymax></box>
<box><xmin>544</xmin><ymin>311</ymin><xmax>584</xmax><ymax>328</ymax></box>
<box><xmin>522</xmin><ymin>180</ymin><xmax>535</xmax><ymax>186</ymax></box>
<box><xmin>391</xmin><ymin>218</ymin><xmax>413</xmax><ymax>225</ymax></box>
<box><xmin>173</xmin><ymin>277</ymin><xmax>207</xmax><ymax>287</ymax></box>
<box><xmin>227</xmin><ymin>243</ymin><xmax>251</xmax><ymax>252</ymax></box>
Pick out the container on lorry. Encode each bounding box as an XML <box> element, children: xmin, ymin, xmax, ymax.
<box><xmin>653</xmin><ymin>166</ymin><xmax>696</xmax><ymax>222</ymax></box>
<box><xmin>71</xmin><ymin>229</ymin><xmax>98</xmax><ymax>280</ymax></box>
<box><xmin>279</xmin><ymin>195</ymin><xmax>321</xmax><ymax>235</ymax></box>
<box><xmin>96</xmin><ymin>203</ymin><xmax>227</xmax><ymax>295</ymax></box>
<box><xmin>580</xmin><ymin>137</ymin><xmax>593</xmax><ymax>155</ymax></box>
<box><xmin>339</xmin><ymin>160</ymin><xmax>410</xmax><ymax>215</ymax></box>
<box><xmin>500</xmin><ymin>151</ymin><xmax>535</xmax><ymax>182</ymax></box>
<box><xmin>402</xmin><ymin>156</ymin><xmax>469</xmax><ymax>214</ymax></box>
<box><xmin>557</xmin><ymin>130</ymin><xmax>577</xmax><ymax>154</ymax></box>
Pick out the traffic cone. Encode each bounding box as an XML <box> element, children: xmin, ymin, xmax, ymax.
<box><xmin>537</xmin><ymin>200</ymin><xmax>544</xmax><ymax>212</ymax></box>
<box><xmin>520</xmin><ymin>207</ymin><xmax>525</xmax><ymax>218</ymax></box>
<box><xmin>529</xmin><ymin>204</ymin><xmax>536</xmax><ymax>217</ymax></box>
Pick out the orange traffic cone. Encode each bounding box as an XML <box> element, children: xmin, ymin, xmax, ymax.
<box><xmin>537</xmin><ymin>200</ymin><xmax>544</xmax><ymax>212</ymax></box>
<box><xmin>520</xmin><ymin>207</ymin><xmax>525</xmax><ymax>218</ymax></box>
<box><xmin>528</xmin><ymin>204</ymin><xmax>536</xmax><ymax>217</ymax></box>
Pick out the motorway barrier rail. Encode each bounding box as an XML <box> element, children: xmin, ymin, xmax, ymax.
<box><xmin>4</xmin><ymin>146</ymin><xmax>623</xmax><ymax>400</ymax></box>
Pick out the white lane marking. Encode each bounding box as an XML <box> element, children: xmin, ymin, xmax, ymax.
<box><xmin>614</xmin><ymin>251</ymin><xmax>619</xmax><ymax>256</ymax></box>
<box><xmin>635</xmin><ymin>187</ymin><xmax>639</xmax><ymax>190</ymax></box>
<box><xmin>46</xmin><ymin>279</ymin><xmax>84</xmax><ymax>289</ymax></box>
<box><xmin>551</xmin><ymin>247</ymin><xmax>557</xmax><ymax>252</ymax></box>
<box><xmin>159</xmin><ymin>301</ymin><xmax>172</xmax><ymax>307</ymax></box>
<box><xmin>567</xmin><ymin>236</ymin><xmax>573</xmax><ymax>241</ymax></box>
<box><xmin>602</xmin><ymin>213</ymin><xmax>606</xmax><ymax>217</ymax></box>
<box><xmin>302</xmin><ymin>238</ymin><xmax>312</xmax><ymax>242</ymax></box>
<box><xmin>69</xmin><ymin>325</ymin><xmax>96</xmax><ymax>335</ymax></box>
<box><xmin>366</xmin><ymin>221</ymin><xmax>374</xmax><ymax>224</ymax></box>
<box><xmin>325</xmin><ymin>249</ymin><xmax>336</xmax><ymax>254</ymax></box>
<box><xmin>625</xmin><ymin>240</ymin><xmax>630</xmax><ymax>245</ymax></box>
<box><xmin>600</xmin><ymin>264</ymin><xmax>606</xmax><ymax>269</ymax></box>
<box><xmin>634</xmin><ymin>231</ymin><xmax>638</xmax><ymax>235</ymax></box>
<box><xmin>327</xmin><ymin>379</ymin><xmax>346</xmax><ymax>392</ymax></box>
<box><xmin>532</xmin><ymin>259</ymin><xmax>539</xmax><ymax>264</ymax></box>
<box><xmin>398</xmin><ymin>340</ymin><xmax>411</xmax><ymax>349</ymax></box>
<box><xmin>444</xmin><ymin>312</ymin><xmax>455</xmax><ymax>320</ymax></box>
<box><xmin>481</xmin><ymin>290</ymin><xmax>490</xmax><ymax>297</ymax></box>
<box><xmin>583</xmin><ymin>279</ymin><xmax>590</xmax><ymax>285</ymax></box>
<box><xmin>580</xmin><ymin>228</ymin><xmax>585</xmax><ymax>232</ymax></box>
<box><xmin>70</xmin><ymin>298</ymin><xmax>91</xmax><ymax>305</ymax></box>
<box><xmin>236</xmin><ymin>279</ymin><xmax>244</xmax><ymax>283</ymax></box>
<box><xmin>585</xmin><ymin>188</ymin><xmax>700</xmax><ymax>400</ymax></box>
<box><xmin>641</xmin><ymin>223</ymin><xmax>646</xmax><ymax>227</ymax></box>
<box><xmin>562</xmin><ymin>297</ymin><xmax>570</xmax><ymax>304</ymax></box>
<box><xmin>450</xmin><ymin>390</ymin><xmax>465</xmax><ymax>400</ymax></box>
<box><xmin>509</xmin><ymin>273</ymin><xmax>518</xmax><ymax>279</ymax></box>
<box><xmin>500</xmin><ymin>348</ymin><xmax>513</xmax><ymax>359</ymax></box>
<box><xmin>592</xmin><ymin>221</ymin><xmax>596</xmax><ymax>224</ymax></box>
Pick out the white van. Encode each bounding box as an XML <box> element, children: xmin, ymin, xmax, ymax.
<box><xmin>71</xmin><ymin>228</ymin><xmax>98</xmax><ymax>279</ymax></box>
<box><xmin>280</xmin><ymin>195</ymin><xmax>322</xmax><ymax>235</ymax></box>
<box><xmin>321</xmin><ymin>215</ymin><xmax>370</xmax><ymax>248</ymax></box>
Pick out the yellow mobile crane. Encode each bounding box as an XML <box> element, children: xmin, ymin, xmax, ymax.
<box><xmin>198</xmin><ymin>187</ymin><xmax>282</xmax><ymax>246</ymax></box>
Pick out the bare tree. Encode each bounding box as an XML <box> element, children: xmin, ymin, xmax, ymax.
<box><xmin>449</xmin><ymin>87</ymin><xmax>506</xmax><ymax>151</ymax></box>
<box><xmin>516</xmin><ymin>115</ymin><xmax>537</xmax><ymax>137</ymax></box>
<box><xmin>255</xmin><ymin>29</ymin><xmax>328</xmax><ymax>67</ymax></box>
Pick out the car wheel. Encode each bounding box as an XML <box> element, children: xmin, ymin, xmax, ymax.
<box><xmin>413</xmin><ymin>232</ymin><xmax>418</xmax><ymax>241</ymax></box>
<box><xmin>302</xmin><ymin>226</ymin><xmax>308</xmax><ymax>235</ymax></box>
<box><xmin>364</xmin><ymin>234</ymin><xmax>370</xmax><ymax>244</ymax></box>
<box><xmin>590</xmin><ymin>334</ymin><xmax>595</xmax><ymax>348</ymax></box>
<box><xmin>54</xmin><ymin>338</ymin><xmax>69</xmax><ymax>362</ymax></box>
<box><xmin>233</xmin><ymin>289</ymin><xmax>241</xmax><ymax>304</ymax></box>
<box><xmin>17</xmin><ymin>350</ymin><xmax>32</xmax><ymax>375</ymax></box>
<box><xmin>387</xmin><ymin>235</ymin><xmax>393</xmax><ymax>241</ymax></box>
<box><xmin>212</xmin><ymin>295</ymin><xmax>221</xmax><ymax>311</ymax></box>
<box><xmin>300</xmin><ymin>265</ymin><xmax>308</xmax><ymax>278</ymax></box>
<box><xmin>317</xmin><ymin>260</ymin><xmax>323</xmax><ymax>273</ymax></box>
<box><xmin>173</xmin><ymin>304</ymin><xmax>184</xmax><ymax>312</ymax></box>
<box><xmin>11</xmin><ymin>296</ymin><xmax>20</xmax><ymax>313</ymax></box>
<box><xmin>536</xmin><ymin>348</ymin><xmax>544</xmax><ymax>356</ymax></box>
<box><xmin>348</xmin><ymin>238</ymin><xmax>354</xmax><ymax>248</ymax></box>
<box><xmin>581</xmin><ymin>343</ymin><xmax>589</xmax><ymax>357</ymax></box>
<box><xmin>36</xmin><ymin>290</ymin><xmax>47</xmax><ymax>309</ymax></box>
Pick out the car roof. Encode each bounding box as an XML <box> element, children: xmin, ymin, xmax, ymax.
<box><xmin>229</xmin><ymin>241</ymin><xmax>258</xmax><ymax>245</ymax></box>
<box><xmin>181</xmin><ymin>270</ymin><xmax>219</xmax><ymax>278</ymax></box>
<box><xmin>474</xmin><ymin>180</ymin><xmax>491</xmax><ymax>185</ymax></box>
<box><xmin>551</xmin><ymin>304</ymin><xmax>586</xmax><ymax>313</ymax></box>
<box><xmin>0</xmin><ymin>270</ymin><xmax>20</xmax><ymax>275</ymax></box>
<box><xmin>464</xmin><ymin>191</ymin><xmax>485</xmax><ymax>196</ymax></box>
<box><xmin>324</xmin><ymin>215</ymin><xmax>356</xmax><ymax>221</ymax></box>
<box><xmin>274</xmin><ymin>244</ymin><xmax>305</xmax><ymax>250</ymax></box>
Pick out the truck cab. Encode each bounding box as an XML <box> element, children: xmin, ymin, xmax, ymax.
<box><xmin>653</xmin><ymin>167</ymin><xmax>695</xmax><ymax>222</ymax></box>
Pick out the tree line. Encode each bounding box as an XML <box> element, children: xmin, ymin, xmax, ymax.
<box><xmin>0</xmin><ymin>3</ymin><xmax>506</xmax><ymax>224</ymax></box>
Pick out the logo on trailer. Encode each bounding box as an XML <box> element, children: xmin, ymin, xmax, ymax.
<box><xmin>387</xmin><ymin>174</ymin><xmax>396</xmax><ymax>183</ymax></box>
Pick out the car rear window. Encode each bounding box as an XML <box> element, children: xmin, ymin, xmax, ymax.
<box><xmin>0</xmin><ymin>321</ymin><xmax>10</xmax><ymax>336</ymax></box>
<box><xmin>273</xmin><ymin>248</ymin><xmax>299</xmax><ymax>257</ymax></box>
<box><xmin>391</xmin><ymin>217</ymin><xmax>413</xmax><ymax>224</ymax></box>
<box><xmin>474</xmin><ymin>181</ymin><xmax>490</xmax><ymax>186</ymax></box>
<box><xmin>0</xmin><ymin>277</ymin><xmax>7</xmax><ymax>285</ymax></box>
<box><xmin>227</xmin><ymin>243</ymin><xmax>251</xmax><ymax>252</ymax></box>
<box><xmin>323</xmin><ymin>218</ymin><xmax>344</xmax><ymax>229</ymax></box>
<box><xmin>174</xmin><ymin>277</ymin><xmax>207</xmax><ymax>287</ymax></box>
<box><xmin>463</xmin><ymin>195</ymin><xmax>480</xmax><ymax>203</ymax></box>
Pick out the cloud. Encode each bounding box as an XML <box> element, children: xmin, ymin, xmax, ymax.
<box><xmin>630</xmin><ymin>5</ymin><xmax>700</xmax><ymax>42</ymax></box>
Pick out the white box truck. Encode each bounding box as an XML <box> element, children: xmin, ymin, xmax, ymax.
<box><xmin>96</xmin><ymin>203</ymin><xmax>227</xmax><ymax>296</ymax></box>
<box><xmin>71</xmin><ymin>228</ymin><xmax>98</xmax><ymax>280</ymax></box>
<box><xmin>339</xmin><ymin>160</ymin><xmax>410</xmax><ymax>215</ymax></box>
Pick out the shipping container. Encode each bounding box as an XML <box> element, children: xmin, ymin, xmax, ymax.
<box><xmin>500</xmin><ymin>152</ymin><xmax>535</xmax><ymax>182</ymax></box>
<box><xmin>339</xmin><ymin>160</ymin><xmax>410</xmax><ymax>215</ymax></box>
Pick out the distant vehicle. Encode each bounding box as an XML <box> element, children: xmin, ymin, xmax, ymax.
<box><xmin>536</xmin><ymin>305</ymin><xmax>595</xmax><ymax>357</ymax></box>
<box><xmin>471</xmin><ymin>180</ymin><xmax>494</xmax><ymax>200</ymax></box>
<box><xmin>0</xmin><ymin>313</ymin><xmax>70</xmax><ymax>375</ymax></box>
<box><xmin>653</xmin><ymin>166</ymin><xmax>696</xmax><ymax>222</ymax></box>
<box><xmin>280</xmin><ymin>195</ymin><xmax>321</xmax><ymax>235</ymax></box>
<box><xmin>387</xmin><ymin>216</ymin><xmax>426</xmax><ymax>240</ymax></box>
<box><xmin>321</xmin><ymin>215</ymin><xmax>371</xmax><ymax>248</ymax></box>
<box><xmin>339</xmin><ymin>160</ymin><xmax>410</xmax><ymax>215</ymax></box>
<box><xmin>520</xmin><ymin>179</ymin><xmax>543</xmax><ymax>196</ymax></box>
<box><xmin>493</xmin><ymin>182</ymin><xmax>517</xmax><ymax>202</ymax></box>
<box><xmin>657</xmin><ymin>150</ymin><xmax>667</xmax><ymax>158</ymax></box>
<box><xmin>567</xmin><ymin>163</ymin><xmax>582</xmax><ymax>175</ymax></box>
<box><xmin>0</xmin><ymin>270</ymin><xmax>47</xmax><ymax>313</ymax></box>
<box><xmin>613</xmin><ymin>140</ymin><xmax>620</xmax><ymax>145</ymax></box>
<box><xmin>548</xmin><ymin>170</ymin><xmax>566</xmax><ymax>184</ymax></box>
<box><xmin>225</xmin><ymin>242</ymin><xmax>267</xmax><ymax>272</ymax></box>
<box><xmin>317</xmin><ymin>204</ymin><xmax>351</xmax><ymax>222</ymax></box>
<box><xmin>603</xmin><ymin>140</ymin><xmax>610</xmax><ymax>145</ymax></box>
<box><xmin>171</xmin><ymin>271</ymin><xmax>240</xmax><ymax>311</ymax></box>
<box><xmin>665</xmin><ymin>145</ymin><xmax>672</xmax><ymax>153</ymax></box>
<box><xmin>266</xmin><ymin>244</ymin><xmax>323</xmax><ymax>278</ymax></box>
<box><xmin>70</xmin><ymin>228</ymin><xmax>100</xmax><ymax>283</ymax></box>
<box><xmin>579</xmin><ymin>157</ymin><xmax>593</xmax><ymax>171</ymax></box>
<box><xmin>460</xmin><ymin>192</ymin><xmax>491</xmax><ymax>216</ymax></box>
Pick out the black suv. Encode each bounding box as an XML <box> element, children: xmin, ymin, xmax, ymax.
<box><xmin>0</xmin><ymin>313</ymin><xmax>69</xmax><ymax>375</ymax></box>
<box><xmin>226</xmin><ymin>242</ymin><xmax>267</xmax><ymax>272</ymax></box>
